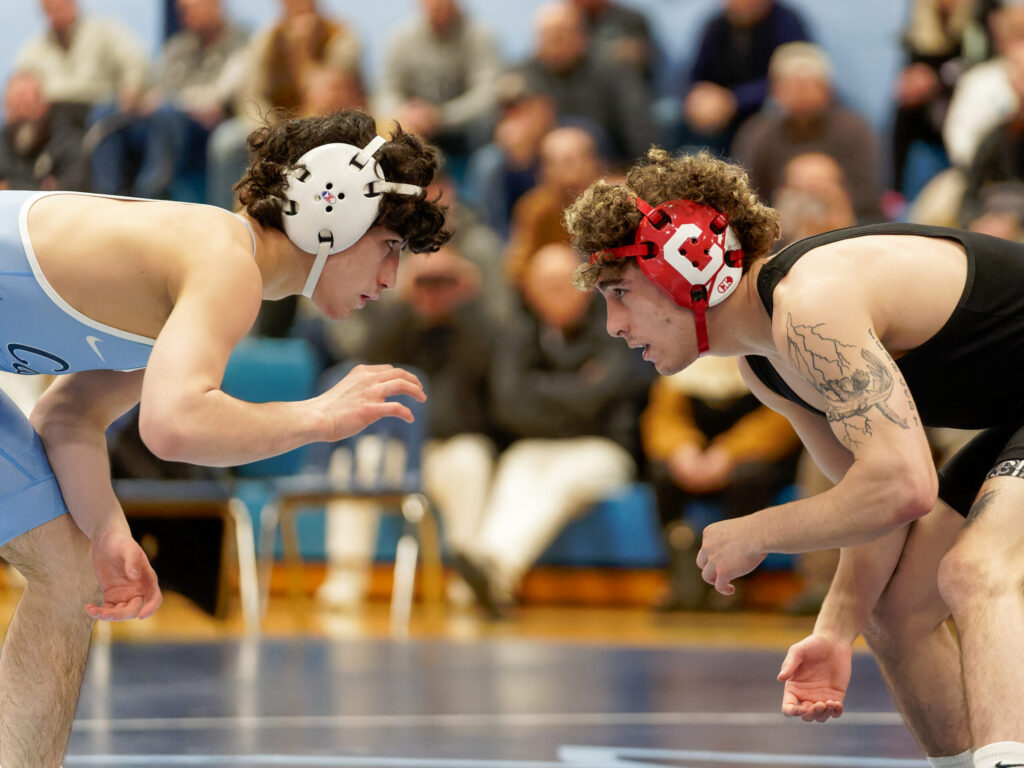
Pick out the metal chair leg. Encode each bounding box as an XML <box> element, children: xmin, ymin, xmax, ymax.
<box><xmin>256</xmin><ymin>500</ymin><xmax>280</xmax><ymax>620</ymax></box>
<box><xmin>228</xmin><ymin>498</ymin><xmax>260</xmax><ymax>635</ymax></box>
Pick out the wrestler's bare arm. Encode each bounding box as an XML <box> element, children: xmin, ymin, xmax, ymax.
<box><xmin>30</xmin><ymin>368</ymin><xmax>162</xmax><ymax>619</ymax></box>
<box><xmin>138</xmin><ymin>246</ymin><xmax>424</xmax><ymax>467</ymax></box>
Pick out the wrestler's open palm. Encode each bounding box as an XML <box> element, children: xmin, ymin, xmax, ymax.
<box><xmin>86</xmin><ymin>528</ymin><xmax>162</xmax><ymax>621</ymax></box>
<box><xmin>318</xmin><ymin>364</ymin><xmax>426</xmax><ymax>441</ymax></box>
<box><xmin>778</xmin><ymin>633</ymin><xmax>851</xmax><ymax>722</ymax></box>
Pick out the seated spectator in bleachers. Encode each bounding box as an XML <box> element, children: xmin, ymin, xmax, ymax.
<box><xmin>206</xmin><ymin>0</ymin><xmax>362</xmax><ymax>209</ymax></box>
<box><xmin>570</xmin><ymin>0</ymin><xmax>658</xmax><ymax>83</ymax></box>
<box><xmin>504</xmin><ymin>125</ymin><xmax>605</xmax><ymax>285</ymax></box>
<box><xmin>15</xmin><ymin>0</ymin><xmax>149</xmax><ymax>140</ymax></box>
<box><xmin>88</xmin><ymin>0</ymin><xmax>249</xmax><ymax>201</ymax></box>
<box><xmin>959</xmin><ymin>49</ymin><xmax>1024</xmax><ymax>228</ymax></box>
<box><xmin>464</xmin><ymin>72</ymin><xmax>558</xmax><ymax>239</ymax></box>
<box><xmin>943</xmin><ymin>1</ymin><xmax>1024</xmax><ymax>171</ymax></box>
<box><xmin>452</xmin><ymin>242</ymin><xmax>655</xmax><ymax>618</ymax></box>
<box><xmin>889</xmin><ymin>0</ymin><xmax>989</xmax><ymax>203</ymax></box>
<box><xmin>515</xmin><ymin>1</ymin><xmax>655</xmax><ymax>168</ymax></box>
<box><xmin>962</xmin><ymin>180</ymin><xmax>1024</xmax><ymax>240</ymax></box>
<box><xmin>427</xmin><ymin>172</ymin><xmax>511</xmax><ymax>321</ymax></box>
<box><xmin>772</xmin><ymin>151</ymin><xmax>858</xmax><ymax>246</ymax></box>
<box><xmin>0</xmin><ymin>70</ymin><xmax>87</xmax><ymax>191</ymax></box>
<box><xmin>374</xmin><ymin>0</ymin><xmax>501</xmax><ymax>176</ymax></box>
<box><xmin>731</xmin><ymin>42</ymin><xmax>884</xmax><ymax>223</ymax></box>
<box><xmin>670</xmin><ymin>0</ymin><xmax>810</xmax><ymax>156</ymax></box>
<box><xmin>641</xmin><ymin>358</ymin><xmax>801</xmax><ymax>611</ymax></box>
<box><xmin>316</xmin><ymin>247</ymin><xmax>498</xmax><ymax>609</ymax></box>
<box><xmin>912</xmin><ymin>5</ymin><xmax>1024</xmax><ymax>226</ymax></box>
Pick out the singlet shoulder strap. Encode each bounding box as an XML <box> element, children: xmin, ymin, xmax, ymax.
<box><xmin>744</xmin><ymin>354</ymin><xmax>826</xmax><ymax>418</ymax></box>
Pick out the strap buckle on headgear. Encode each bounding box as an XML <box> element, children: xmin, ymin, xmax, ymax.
<box><xmin>590</xmin><ymin>196</ymin><xmax>744</xmax><ymax>357</ymax></box>
<box><xmin>282</xmin><ymin>136</ymin><xmax>424</xmax><ymax>299</ymax></box>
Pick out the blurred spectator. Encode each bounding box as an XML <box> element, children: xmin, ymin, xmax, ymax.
<box><xmin>671</xmin><ymin>0</ymin><xmax>810</xmax><ymax>156</ymax></box>
<box><xmin>772</xmin><ymin>151</ymin><xmax>857</xmax><ymax>246</ymax></box>
<box><xmin>0</xmin><ymin>70</ymin><xmax>86</xmax><ymax>191</ymax></box>
<box><xmin>15</xmin><ymin>0</ymin><xmax>149</xmax><ymax>135</ymax></box>
<box><xmin>88</xmin><ymin>0</ymin><xmax>249</xmax><ymax>200</ymax></box>
<box><xmin>516</xmin><ymin>1</ymin><xmax>655</xmax><ymax>167</ymax></box>
<box><xmin>317</xmin><ymin>247</ymin><xmax>498</xmax><ymax>609</ymax></box>
<box><xmin>570</xmin><ymin>0</ymin><xmax>658</xmax><ymax>83</ymax></box>
<box><xmin>452</xmin><ymin>243</ymin><xmax>655</xmax><ymax>617</ymax></box>
<box><xmin>890</xmin><ymin>0</ymin><xmax>989</xmax><ymax>200</ymax></box>
<box><xmin>464</xmin><ymin>72</ymin><xmax>559</xmax><ymax>238</ymax></box>
<box><xmin>943</xmin><ymin>1</ymin><xmax>1024</xmax><ymax>169</ymax></box>
<box><xmin>963</xmin><ymin>181</ymin><xmax>1024</xmax><ymax>239</ymax></box>
<box><xmin>206</xmin><ymin>0</ymin><xmax>362</xmax><ymax>209</ymax></box>
<box><xmin>732</xmin><ymin>42</ymin><xmax>884</xmax><ymax>222</ymax></box>
<box><xmin>641</xmin><ymin>358</ymin><xmax>801</xmax><ymax>611</ymax></box>
<box><xmin>959</xmin><ymin>45</ymin><xmax>1024</xmax><ymax>227</ymax></box>
<box><xmin>375</xmin><ymin>0</ymin><xmax>501</xmax><ymax>174</ymax></box>
<box><xmin>911</xmin><ymin>3</ymin><xmax>1024</xmax><ymax>225</ymax></box>
<box><xmin>504</xmin><ymin>125</ymin><xmax>605</xmax><ymax>285</ymax></box>
<box><xmin>428</xmin><ymin>172</ymin><xmax>511</xmax><ymax>321</ymax></box>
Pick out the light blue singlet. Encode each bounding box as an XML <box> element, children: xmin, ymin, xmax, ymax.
<box><xmin>0</xmin><ymin>189</ymin><xmax>256</xmax><ymax>545</ymax></box>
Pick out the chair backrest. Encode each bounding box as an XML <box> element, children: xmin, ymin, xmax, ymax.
<box><xmin>308</xmin><ymin>361</ymin><xmax>429</xmax><ymax>492</ymax></box>
<box><xmin>220</xmin><ymin>336</ymin><xmax>319</xmax><ymax>478</ymax></box>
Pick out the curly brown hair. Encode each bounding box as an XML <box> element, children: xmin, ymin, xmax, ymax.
<box><xmin>564</xmin><ymin>148</ymin><xmax>780</xmax><ymax>289</ymax></box>
<box><xmin>235</xmin><ymin>110</ymin><xmax>451</xmax><ymax>253</ymax></box>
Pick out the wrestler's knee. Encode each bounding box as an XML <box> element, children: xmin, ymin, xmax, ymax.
<box><xmin>938</xmin><ymin>532</ymin><xmax>1019</xmax><ymax>614</ymax></box>
<box><xmin>1</xmin><ymin>515</ymin><xmax>97</xmax><ymax>600</ymax></box>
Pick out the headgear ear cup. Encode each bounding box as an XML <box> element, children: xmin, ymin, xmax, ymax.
<box><xmin>282</xmin><ymin>136</ymin><xmax>424</xmax><ymax>299</ymax></box>
<box><xmin>589</xmin><ymin>197</ymin><xmax>744</xmax><ymax>357</ymax></box>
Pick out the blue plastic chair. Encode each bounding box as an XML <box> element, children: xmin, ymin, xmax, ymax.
<box><xmin>257</xmin><ymin>362</ymin><xmax>443</xmax><ymax>634</ymax></box>
<box><xmin>112</xmin><ymin>336</ymin><xmax>319</xmax><ymax>633</ymax></box>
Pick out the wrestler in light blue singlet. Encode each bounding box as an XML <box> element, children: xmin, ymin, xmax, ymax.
<box><xmin>0</xmin><ymin>190</ymin><xmax>255</xmax><ymax>545</ymax></box>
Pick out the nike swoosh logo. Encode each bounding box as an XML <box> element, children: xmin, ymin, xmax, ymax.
<box><xmin>995</xmin><ymin>762</ymin><xmax>1024</xmax><ymax>767</ymax></box>
<box><xmin>85</xmin><ymin>335</ymin><xmax>105</xmax><ymax>362</ymax></box>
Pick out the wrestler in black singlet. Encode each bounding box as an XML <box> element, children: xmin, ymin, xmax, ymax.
<box><xmin>743</xmin><ymin>222</ymin><xmax>1024</xmax><ymax>516</ymax></box>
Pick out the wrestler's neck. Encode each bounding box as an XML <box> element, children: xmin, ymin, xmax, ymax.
<box><xmin>242</xmin><ymin>215</ymin><xmax>311</xmax><ymax>300</ymax></box>
<box><xmin>704</xmin><ymin>259</ymin><xmax>777</xmax><ymax>359</ymax></box>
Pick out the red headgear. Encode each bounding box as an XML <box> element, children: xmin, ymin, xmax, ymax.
<box><xmin>589</xmin><ymin>198</ymin><xmax>744</xmax><ymax>356</ymax></box>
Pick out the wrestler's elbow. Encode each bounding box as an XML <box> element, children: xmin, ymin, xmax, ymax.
<box><xmin>885</xmin><ymin>459</ymin><xmax>938</xmax><ymax>526</ymax></box>
<box><xmin>138</xmin><ymin>401</ymin><xmax>202</xmax><ymax>463</ymax></box>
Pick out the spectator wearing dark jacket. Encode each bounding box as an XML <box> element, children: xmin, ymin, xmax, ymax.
<box><xmin>452</xmin><ymin>242</ymin><xmax>654</xmax><ymax>617</ymax></box>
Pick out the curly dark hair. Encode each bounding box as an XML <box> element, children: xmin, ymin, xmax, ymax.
<box><xmin>564</xmin><ymin>148</ymin><xmax>781</xmax><ymax>289</ymax></box>
<box><xmin>235</xmin><ymin>110</ymin><xmax>451</xmax><ymax>253</ymax></box>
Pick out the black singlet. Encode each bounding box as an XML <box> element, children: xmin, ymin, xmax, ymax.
<box><xmin>743</xmin><ymin>222</ymin><xmax>1024</xmax><ymax>515</ymax></box>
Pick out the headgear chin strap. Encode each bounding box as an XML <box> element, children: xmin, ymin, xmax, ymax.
<box><xmin>281</xmin><ymin>135</ymin><xmax>424</xmax><ymax>299</ymax></box>
<box><xmin>589</xmin><ymin>198</ymin><xmax>744</xmax><ymax>357</ymax></box>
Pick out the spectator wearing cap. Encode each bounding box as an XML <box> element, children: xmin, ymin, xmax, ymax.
<box><xmin>375</xmin><ymin>0</ymin><xmax>501</xmax><ymax>174</ymax></box>
<box><xmin>731</xmin><ymin>41</ymin><xmax>885</xmax><ymax>222</ymax></box>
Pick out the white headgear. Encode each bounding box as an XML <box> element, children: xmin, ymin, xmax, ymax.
<box><xmin>281</xmin><ymin>135</ymin><xmax>423</xmax><ymax>298</ymax></box>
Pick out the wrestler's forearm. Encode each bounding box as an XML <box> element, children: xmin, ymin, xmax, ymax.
<box><xmin>35</xmin><ymin>418</ymin><xmax>128</xmax><ymax>541</ymax></box>
<box><xmin>813</xmin><ymin>527</ymin><xmax>911</xmax><ymax>643</ymax></box>
<box><xmin>745</xmin><ymin>459</ymin><xmax>934</xmax><ymax>553</ymax></box>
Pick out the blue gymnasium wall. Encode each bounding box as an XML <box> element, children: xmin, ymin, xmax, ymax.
<box><xmin>2</xmin><ymin>1</ymin><xmax>908</xmax><ymax>136</ymax></box>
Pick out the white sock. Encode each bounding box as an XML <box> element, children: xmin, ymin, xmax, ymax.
<box><xmin>927</xmin><ymin>750</ymin><xmax>973</xmax><ymax>768</ymax></box>
<box><xmin>974</xmin><ymin>742</ymin><xmax>1024</xmax><ymax>768</ymax></box>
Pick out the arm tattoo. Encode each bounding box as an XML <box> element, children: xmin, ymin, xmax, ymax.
<box><xmin>785</xmin><ymin>314</ymin><xmax>909</xmax><ymax>449</ymax></box>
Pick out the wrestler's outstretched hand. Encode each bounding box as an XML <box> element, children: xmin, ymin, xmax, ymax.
<box><xmin>86</xmin><ymin>527</ymin><xmax>162</xmax><ymax>620</ymax></box>
<box><xmin>318</xmin><ymin>364</ymin><xmax>427</xmax><ymax>441</ymax></box>
<box><xmin>778</xmin><ymin>633</ymin><xmax>851</xmax><ymax>723</ymax></box>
